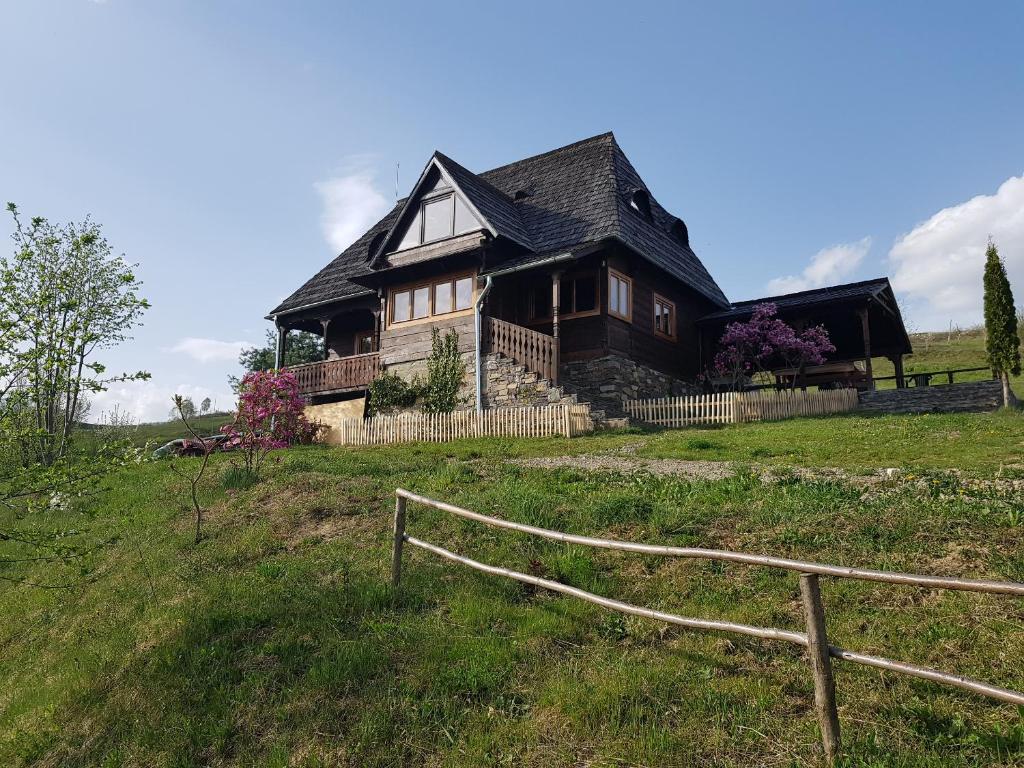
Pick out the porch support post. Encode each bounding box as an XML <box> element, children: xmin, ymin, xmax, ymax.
<box><xmin>891</xmin><ymin>354</ymin><xmax>905</xmax><ymax>389</ymax></box>
<box><xmin>857</xmin><ymin>307</ymin><xmax>874</xmax><ymax>390</ymax></box>
<box><xmin>275</xmin><ymin>324</ymin><xmax>287</xmax><ymax>370</ymax></box>
<box><xmin>320</xmin><ymin>318</ymin><xmax>331</xmax><ymax>361</ymax></box>
<box><xmin>551</xmin><ymin>270</ymin><xmax>562</xmax><ymax>385</ymax></box>
<box><xmin>372</xmin><ymin>308</ymin><xmax>382</xmax><ymax>353</ymax></box>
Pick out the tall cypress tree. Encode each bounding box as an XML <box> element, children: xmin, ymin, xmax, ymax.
<box><xmin>982</xmin><ymin>241</ymin><xmax>1020</xmax><ymax>408</ymax></box>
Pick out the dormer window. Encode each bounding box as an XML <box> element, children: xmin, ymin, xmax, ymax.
<box><xmin>630</xmin><ymin>189</ymin><xmax>652</xmax><ymax>221</ymax></box>
<box><xmin>396</xmin><ymin>189</ymin><xmax>481</xmax><ymax>251</ymax></box>
<box><xmin>669</xmin><ymin>218</ymin><xmax>689</xmax><ymax>248</ymax></box>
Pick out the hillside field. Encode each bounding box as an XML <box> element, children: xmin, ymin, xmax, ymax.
<box><xmin>2</xmin><ymin>410</ymin><xmax>1023</xmax><ymax>767</ymax></box>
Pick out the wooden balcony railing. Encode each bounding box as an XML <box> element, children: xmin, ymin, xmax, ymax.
<box><xmin>288</xmin><ymin>353</ymin><xmax>380</xmax><ymax>395</ymax></box>
<box><xmin>484</xmin><ymin>316</ymin><xmax>558</xmax><ymax>383</ymax></box>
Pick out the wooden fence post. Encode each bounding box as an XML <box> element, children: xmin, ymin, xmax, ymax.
<box><xmin>392</xmin><ymin>493</ymin><xmax>407</xmax><ymax>591</ymax></box>
<box><xmin>799</xmin><ymin>573</ymin><xmax>841</xmax><ymax>764</ymax></box>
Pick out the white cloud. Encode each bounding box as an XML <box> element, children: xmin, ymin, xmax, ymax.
<box><xmin>169</xmin><ymin>337</ymin><xmax>250</xmax><ymax>363</ymax></box>
<box><xmin>888</xmin><ymin>174</ymin><xmax>1024</xmax><ymax>330</ymax></box>
<box><xmin>314</xmin><ymin>159</ymin><xmax>390</xmax><ymax>253</ymax></box>
<box><xmin>89</xmin><ymin>381</ymin><xmax>236</xmax><ymax>425</ymax></box>
<box><xmin>767</xmin><ymin>237</ymin><xmax>872</xmax><ymax>294</ymax></box>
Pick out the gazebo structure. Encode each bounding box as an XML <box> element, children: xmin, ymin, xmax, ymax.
<box><xmin>697</xmin><ymin>278</ymin><xmax>913</xmax><ymax>390</ymax></box>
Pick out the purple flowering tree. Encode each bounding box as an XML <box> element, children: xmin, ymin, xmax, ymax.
<box><xmin>221</xmin><ymin>370</ymin><xmax>320</xmax><ymax>479</ymax></box>
<box><xmin>713</xmin><ymin>303</ymin><xmax>835</xmax><ymax>390</ymax></box>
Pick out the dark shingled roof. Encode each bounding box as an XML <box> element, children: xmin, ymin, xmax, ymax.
<box><xmin>270</xmin><ymin>132</ymin><xmax>728</xmax><ymax>317</ymax></box>
<box><xmin>698</xmin><ymin>278</ymin><xmax>896</xmax><ymax>323</ymax></box>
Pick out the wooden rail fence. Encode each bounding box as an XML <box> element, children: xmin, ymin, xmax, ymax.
<box><xmin>333</xmin><ymin>404</ymin><xmax>592</xmax><ymax>446</ymax></box>
<box><xmin>484</xmin><ymin>316</ymin><xmax>558</xmax><ymax>384</ymax></box>
<box><xmin>625</xmin><ymin>388</ymin><xmax>858</xmax><ymax>427</ymax></box>
<box><xmin>391</xmin><ymin>489</ymin><xmax>1024</xmax><ymax>765</ymax></box>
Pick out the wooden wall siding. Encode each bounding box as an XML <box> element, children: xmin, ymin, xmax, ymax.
<box><xmin>603</xmin><ymin>245</ymin><xmax>717</xmax><ymax>378</ymax></box>
<box><xmin>380</xmin><ymin>313</ymin><xmax>476</xmax><ymax>367</ymax></box>
<box><xmin>332</xmin><ymin>403</ymin><xmax>593</xmax><ymax>446</ymax></box>
<box><xmin>387</xmin><ymin>232</ymin><xmax>485</xmax><ymax>268</ymax></box>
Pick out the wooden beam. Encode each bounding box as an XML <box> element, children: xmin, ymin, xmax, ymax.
<box><xmin>858</xmin><ymin>307</ymin><xmax>873</xmax><ymax>389</ymax></box>
<box><xmin>320</xmin><ymin>318</ymin><xmax>331</xmax><ymax>361</ymax></box>
<box><xmin>800</xmin><ymin>573</ymin><xmax>842</xmax><ymax>765</ymax></box>
<box><xmin>275</xmin><ymin>325</ymin><xmax>287</xmax><ymax>369</ymax></box>
<box><xmin>551</xmin><ymin>270</ymin><xmax>562</xmax><ymax>385</ymax></box>
<box><xmin>891</xmin><ymin>354</ymin><xmax>905</xmax><ymax>389</ymax></box>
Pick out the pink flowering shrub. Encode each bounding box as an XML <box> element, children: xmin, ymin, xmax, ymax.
<box><xmin>713</xmin><ymin>303</ymin><xmax>835</xmax><ymax>389</ymax></box>
<box><xmin>221</xmin><ymin>370</ymin><xmax>320</xmax><ymax>478</ymax></box>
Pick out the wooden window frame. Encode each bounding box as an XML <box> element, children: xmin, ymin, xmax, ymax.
<box><xmin>653</xmin><ymin>293</ymin><xmax>677</xmax><ymax>341</ymax></box>
<box><xmin>526</xmin><ymin>271</ymin><xmax>601</xmax><ymax>323</ymax></box>
<box><xmin>608</xmin><ymin>269</ymin><xmax>633</xmax><ymax>322</ymax></box>
<box><xmin>387</xmin><ymin>271</ymin><xmax>477</xmax><ymax>329</ymax></box>
<box><xmin>354</xmin><ymin>332</ymin><xmax>375</xmax><ymax>355</ymax></box>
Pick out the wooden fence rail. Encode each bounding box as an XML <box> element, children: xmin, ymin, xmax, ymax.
<box><xmin>391</xmin><ymin>488</ymin><xmax>1024</xmax><ymax>766</ymax></box>
<box><xmin>333</xmin><ymin>403</ymin><xmax>592</xmax><ymax>446</ymax></box>
<box><xmin>625</xmin><ymin>388</ymin><xmax>859</xmax><ymax>427</ymax></box>
<box><xmin>484</xmin><ymin>316</ymin><xmax>558</xmax><ymax>384</ymax></box>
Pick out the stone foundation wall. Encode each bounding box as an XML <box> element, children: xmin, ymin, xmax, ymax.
<box><xmin>561</xmin><ymin>355</ymin><xmax>696</xmax><ymax>409</ymax></box>
<box><xmin>482</xmin><ymin>353</ymin><xmax>577</xmax><ymax>409</ymax></box>
<box><xmin>305</xmin><ymin>397</ymin><xmax>367</xmax><ymax>445</ymax></box>
<box><xmin>858</xmin><ymin>380</ymin><xmax>1002</xmax><ymax>415</ymax></box>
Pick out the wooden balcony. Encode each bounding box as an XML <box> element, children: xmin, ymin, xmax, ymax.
<box><xmin>288</xmin><ymin>353</ymin><xmax>381</xmax><ymax>396</ymax></box>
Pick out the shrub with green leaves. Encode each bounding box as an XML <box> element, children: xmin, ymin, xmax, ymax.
<box><xmin>422</xmin><ymin>328</ymin><xmax>467</xmax><ymax>414</ymax></box>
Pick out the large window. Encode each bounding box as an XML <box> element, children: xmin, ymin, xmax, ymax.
<box><xmin>389</xmin><ymin>274</ymin><xmax>475</xmax><ymax>326</ymax></box>
<box><xmin>653</xmin><ymin>293</ymin><xmax>676</xmax><ymax>340</ymax></box>
<box><xmin>527</xmin><ymin>272</ymin><xmax>599</xmax><ymax>321</ymax></box>
<box><xmin>396</xmin><ymin>190</ymin><xmax>481</xmax><ymax>250</ymax></box>
<box><xmin>609</xmin><ymin>270</ymin><xmax>632</xmax><ymax>321</ymax></box>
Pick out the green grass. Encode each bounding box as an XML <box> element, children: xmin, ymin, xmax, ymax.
<box><xmin>123</xmin><ymin>412</ymin><xmax>235</xmax><ymax>446</ymax></box>
<box><xmin>1</xmin><ymin>412</ymin><xmax>1023</xmax><ymax>766</ymax></box>
<box><xmin>873</xmin><ymin>328</ymin><xmax>1022</xmax><ymax>395</ymax></box>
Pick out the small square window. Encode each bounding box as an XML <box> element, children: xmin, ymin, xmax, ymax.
<box><xmin>356</xmin><ymin>334</ymin><xmax>374</xmax><ymax>354</ymax></box>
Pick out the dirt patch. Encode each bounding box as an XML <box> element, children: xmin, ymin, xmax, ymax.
<box><xmin>516</xmin><ymin>454</ymin><xmax>735</xmax><ymax>481</ymax></box>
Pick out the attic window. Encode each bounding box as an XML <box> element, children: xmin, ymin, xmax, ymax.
<box><xmin>670</xmin><ymin>219</ymin><xmax>689</xmax><ymax>248</ymax></box>
<box><xmin>396</xmin><ymin>193</ymin><xmax>481</xmax><ymax>250</ymax></box>
<box><xmin>513</xmin><ymin>188</ymin><xmax>533</xmax><ymax>202</ymax></box>
<box><xmin>630</xmin><ymin>190</ymin><xmax>652</xmax><ymax>221</ymax></box>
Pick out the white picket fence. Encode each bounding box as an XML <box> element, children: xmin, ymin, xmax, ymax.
<box><xmin>624</xmin><ymin>388</ymin><xmax>858</xmax><ymax>428</ymax></box>
<box><xmin>332</xmin><ymin>403</ymin><xmax>593</xmax><ymax>446</ymax></box>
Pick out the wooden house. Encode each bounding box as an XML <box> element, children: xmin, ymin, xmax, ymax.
<box><xmin>268</xmin><ymin>133</ymin><xmax>911</xmax><ymax>415</ymax></box>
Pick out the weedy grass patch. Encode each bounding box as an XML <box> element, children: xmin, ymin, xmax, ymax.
<box><xmin>0</xmin><ymin>411</ymin><xmax>1022</xmax><ymax>766</ymax></box>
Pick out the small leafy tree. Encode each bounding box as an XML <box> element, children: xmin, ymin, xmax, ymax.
<box><xmin>1</xmin><ymin>204</ymin><xmax>149</xmax><ymax>585</ymax></box>
<box><xmin>983</xmin><ymin>241</ymin><xmax>1021</xmax><ymax>408</ymax></box>
<box><xmin>170</xmin><ymin>396</ymin><xmax>196</xmax><ymax>421</ymax></box>
<box><xmin>168</xmin><ymin>395</ymin><xmax>213</xmax><ymax>544</ymax></box>
<box><xmin>230</xmin><ymin>329</ymin><xmax>323</xmax><ymax>389</ymax></box>
<box><xmin>713</xmin><ymin>303</ymin><xmax>835</xmax><ymax>390</ymax></box>
<box><xmin>3</xmin><ymin>203</ymin><xmax>150</xmax><ymax>467</ymax></box>
<box><xmin>221</xmin><ymin>370</ymin><xmax>319</xmax><ymax>480</ymax></box>
<box><xmin>200</xmin><ymin>397</ymin><xmax>212</xmax><ymax>415</ymax></box>
<box><xmin>422</xmin><ymin>328</ymin><xmax>467</xmax><ymax>413</ymax></box>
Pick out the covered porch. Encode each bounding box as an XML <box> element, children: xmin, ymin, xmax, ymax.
<box><xmin>697</xmin><ymin>278</ymin><xmax>913</xmax><ymax>391</ymax></box>
<box><xmin>274</xmin><ymin>295</ymin><xmax>382</xmax><ymax>397</ymax></box>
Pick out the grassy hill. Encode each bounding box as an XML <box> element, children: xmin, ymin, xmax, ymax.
<box><xmin>873</xmin><ymin>327</ymin><xmax>1022</xmax><ymax>394</ymax></box>
<box><xmin>2</xmin><ymin>412</ymin><xmax>1023</xmax><ymax>767</ymax></box>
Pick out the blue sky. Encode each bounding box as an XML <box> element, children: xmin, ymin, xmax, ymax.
<box><xmin>2</xmin><ymin>1</ymin><xmax>1022</xmax><ymax>421</ymax></box>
